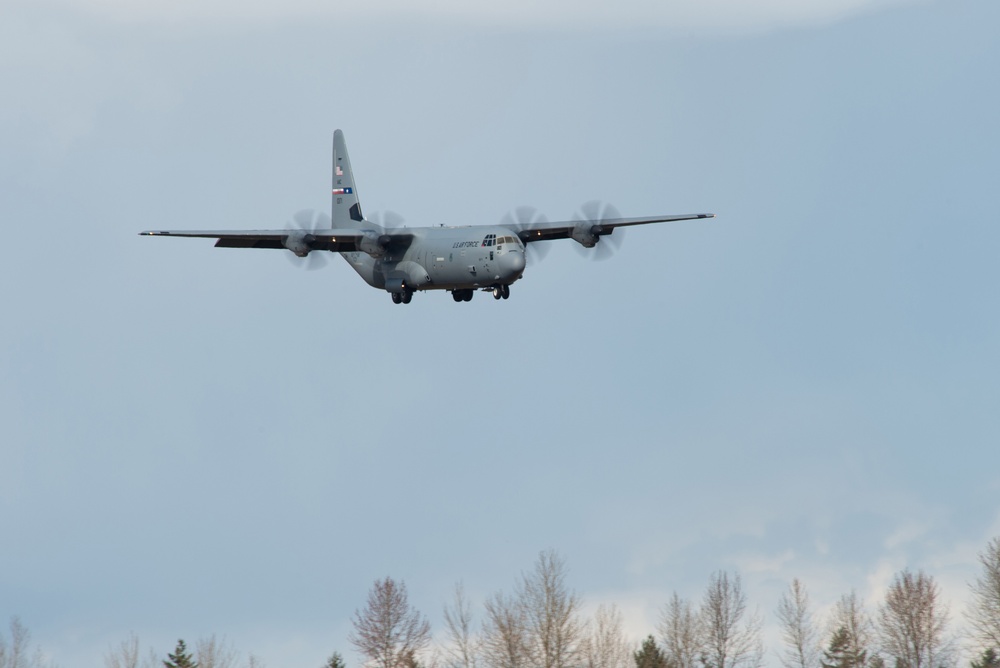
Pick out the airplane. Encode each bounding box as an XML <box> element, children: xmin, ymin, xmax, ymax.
<box><xmin>141</xmin><ymin>130</ymin><xmax>714</xmax><ymax>304</ymax></box>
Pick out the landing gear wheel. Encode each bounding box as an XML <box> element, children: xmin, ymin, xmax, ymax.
<box><xmin>463</xmin><ymin>289</ymin><xmax>473</xmax><ymax>302</ymax></box>
<box><xmin>452</xmin><ymin>291</ymin><xmax>463</xmax><ymax>302</ymax></box>
<box><xmin>501</xmin><ymin>284</ymin><xmax>510</xmax><ymax>300</ymax></box>
<box><xmin>401</xmin><ymin>289</ymin><xmax>413</xmax><ymax>304</ymax></box>
<box><xmin>492</xmin><ymin>285</ymin><xmax>502</xmax><ymax>300</ymax></box>
<box><xmin>391</xmin><ymin>292</ymin><xmax>402</xmax><ymax>304</ymax></box>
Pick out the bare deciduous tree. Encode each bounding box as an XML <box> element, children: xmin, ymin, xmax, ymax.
<box><xmin>518</xmin><ymin>550</ymin><xmax>584</xmax><ymax>668</ymax></box>
<box><xmin>104</xmin><ymin>632</ymin><xmax>140</xmax><ymax>668</ymax></box>
<box><xmin>660</xmin><ymin>593</ymin><xmax>703</xmax><ymax>668</ymax></box>
<box><xmin>584</xmin><ymin>604</ymin><xmax>631</xmax><ymax>668</ymax></box>
<box><xmin>197</xmin><ymin>635</ymin><xmax>240</xmax><ymax>668</ymax></box>
<box><xmin>350</xmin><ymin>577</ymin><xmax>432</xmax><ymax>668</ymax></box>
<box><xmin>876</xmin><ymin>570</ymin><xmax>953</xmax><ymax>668</ymax></box>
<box><xmin>699</xmin><ymin>571</ymin><xmax>764</xmax><ymax>668</ymax></box>
<box><xmin>103</xmin><ymin>634</ymin><xmax>160</xmax><ymax>668</ymax></box>
<box><xmin>481</xmin><ymin>592</ymin><xmax>528</xmax><ymax>668</ymax></box>
<box><xmin>776</xmin><ymin>579</ymin><xmax>820</xmax><ymax>668</ymax></box>
<box><xmin>0</xmin><ymin>617</ymin><xmax>57</xmax><ymax>668</ymax></box>
<box><xmin>0</xmin><ymin>617</ymin><xmax>32</xmax><ymax>668</ymax></box>
<box><xmin>443</xmin><ymin>582</ymin><xmax>480</xmax><ymax>668</ymax></box>
<box><xmin>966</xmin><ymin>537</ymin><xmax>1000</xmax><ymax>652</ymax></box>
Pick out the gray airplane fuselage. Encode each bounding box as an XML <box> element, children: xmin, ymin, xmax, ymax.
<box><xmin>341</xmin><ymin>225</ymin><xmax>527</xmax><ymax>292</ymax></box>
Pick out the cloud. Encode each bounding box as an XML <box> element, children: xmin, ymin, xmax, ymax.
<box><xmin>24</xmin><ymin>0</ymin><xmax>925</xmax><ymax>33</ymax></box>
<box><xmin>731</xmin><ymin>549</ymin><xmax>797</xmax><ymax>575</ymax></box>
<box><xmin>883</xmin><ymin>519</ymin><xmax>932</xmax><ymax>550</ymax></box>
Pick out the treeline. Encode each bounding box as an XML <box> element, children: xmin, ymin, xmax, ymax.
<box><xmin>3</xmin><ymin>538</ymin><xmax>998</xmax><ymax>668</ymax></box>
<box><xmin>342</xmin><ymin>538</ymin><xmax>1000</xmax><ymax>668</ymax></box>
<box><xmin>0</xmin><ymin>626</ymin><xmax>262</xmax><ymax>668</ymax></box>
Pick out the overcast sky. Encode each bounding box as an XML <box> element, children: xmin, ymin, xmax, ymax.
<box><xmin>2</xmin><ymin>0</ymin><xmax>999</xmax><ymax>665</ymax></box>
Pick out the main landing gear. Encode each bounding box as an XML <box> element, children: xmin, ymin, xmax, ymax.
<box><xmin>391</xmin><ymin>289</ymin><xmax>413</xmax><ymax>305</ymax></box>
<box><xmin>449</xmin><ymin>285</ymin><xmax>510</xmax><ymax>303</ymax></box>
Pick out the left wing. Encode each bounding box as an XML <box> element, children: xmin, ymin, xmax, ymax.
<box><xmin>138</xmin><ymin>228</ymin><xmax>414</xmax><ymax>254</ymax></box>
<box><xmin>514</xmin><ymin>213</ymin><xmax>714</xmax><ymax>243</ymax></box>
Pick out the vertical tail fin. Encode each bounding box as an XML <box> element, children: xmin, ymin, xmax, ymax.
<box><xmin>331</xmin><ymin>129</ymin><xmax>364</xmax><ymax>228</ymax></box>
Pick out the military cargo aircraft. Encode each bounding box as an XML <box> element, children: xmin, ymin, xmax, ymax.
<box><xmin>141</xmin><ymin>130</ymin><xmax>714</xmax><ymax>304</ymax></box>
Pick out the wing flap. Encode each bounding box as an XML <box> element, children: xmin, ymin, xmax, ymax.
<box><xmin>140</xmin><ymin>228</ymin><xmax>377</xmax><ymax>253</ymax></box>
<box><xmin>214</xmin><ymin>238</ymin><xmax>285</xmax><ymax>250</ymax></box>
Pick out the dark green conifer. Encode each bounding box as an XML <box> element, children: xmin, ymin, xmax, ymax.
<box><xmin>822</xmin><ymin>626</ymin><xmax>868</xmax><ymax>668</ymax></box>
<box><xmin>164</xmin><ymin>639</ymin><xmax>197</xmax><ymax>668</ymax></box>
<box><xmin>322</xmin><ymin>652</ymin><xmax>347</xmax><ymax>668</ymax></box>
<box><xmin>971</xmin><ymin>649</ymin><xmax>1000</xmax><ymax>668</ymax></box>
<box><xmin>635</xmin><ymin>635</ymin><xmax>669</xmax><ymax>668</ymax></box>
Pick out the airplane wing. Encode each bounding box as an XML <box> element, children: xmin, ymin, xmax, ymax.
<box><xmin>138</xmin><ymin>228</ymin><xmax>412</xmax><ymax>253</ymax></box>
<box><xmin>515</xmin><ymin>213</ymin><xmax>715</xmax><ymax>243</ymax></box>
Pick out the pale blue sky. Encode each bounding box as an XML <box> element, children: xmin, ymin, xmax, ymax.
<box><xmin>1</xmin><ymin>0</ymin><xmax>998</xmax><ymax>665</ymax></box>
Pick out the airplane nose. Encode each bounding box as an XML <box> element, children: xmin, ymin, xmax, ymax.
<box><xmin>508</xmin><ymin>251</ymin><xmax>526</xmax><ymax>275</ymax></box>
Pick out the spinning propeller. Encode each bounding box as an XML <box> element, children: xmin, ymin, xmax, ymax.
<box><xmin>572</xmin><ymin>200</ymin><xmax>624</xmax><ymax>262</ymax></box>
<box><xmin>284</xmin><ymin>209</ymin><xmax>332</xmax><ymax>270</ymax></box>
<box><xmin>504</xmin><ymin>205</ymin><xmax>552</xmax><ymax>266</ymax></box>
<box><xmin>368</xmin><ymin>210</ymin><xmax>406</xmax><ymax>230</ymax></box>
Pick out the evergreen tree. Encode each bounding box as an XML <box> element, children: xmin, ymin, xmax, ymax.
<box><xmin>164</xmin><ymin>639</ymin><xmax>198</xmax><ymax>668</ymax></box>
<box><xmin>402</xmin><ymin>649</ymin><xmax>423</xmax><ymax>668</ymax></box>
<box><xmin>635</xmin><ymin>635</ymin><xmax>669</xmax><ymax>668</ymax></box>
<box><xmin>971</xmin><ymin>649</ymin><xmax>1000</xmax><ymax>668</ymax></box>
<box><xmin>822</xmin><ymin>626</ymin><xmax>871</xmax><ymax>668</ymax></box>
<box><xmin>323</xmin><ymin>652</ymin><xmax>347</xmax><ymax>668</ymax></box>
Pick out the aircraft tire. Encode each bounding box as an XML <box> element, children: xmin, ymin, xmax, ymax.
<box><xmin>391</xmin><ymin>292</ymin><xmax>402</xmax><ymax>304</ymax></box>
<box><xmin>452</xmin><ymin>291</ymin><xmax>463</xmax><ymax>302</ymax></box>
<box><xmin>501</xmin><ymin>284</ymin><xmax>510</xmax><ymax>299</ymax></box>
<box><xmin>493</xmin><ymin>285</ymin><xmax>502</xmax><ymax>300</ymax></box>
<box><xmin>401</xmin><ymin>290</ymin><xmax>413</xmax><ymax>304</ymax></box>
<box><xmin>463</xmin><ymin>290</ymin><xmax>473</xmax><ymax>302</ymax></box>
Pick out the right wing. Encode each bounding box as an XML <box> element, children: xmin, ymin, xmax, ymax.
<box><xmin>515</xmin><ymin>213</ymin><xmax>715</xmax><ymax>243</ymax></box>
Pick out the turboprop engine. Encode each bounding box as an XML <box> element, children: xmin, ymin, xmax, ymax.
<box><xmin>568</xmin><ymin>201</ymin><xmax>625</xmax><ymax>260</ymax></box>
<box><xmin>357</xmin><ymin>231</ymin><xmax>391</xmax><ymax>258</ymax></box>
<box><xmin>570</xmin><ymin>223</ymin><xmax>601</xmax><ymax>248</ymax></box>
<box><xmin>283</xmin><ymin>231</ymin><xmax>315</xmax><ymax>257</ymax></box>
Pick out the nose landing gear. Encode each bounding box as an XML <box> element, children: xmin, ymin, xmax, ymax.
<box><xmin>492</xmin><ymin>284</ymin><xmax>511</xmax><ymax>300</ymax></box>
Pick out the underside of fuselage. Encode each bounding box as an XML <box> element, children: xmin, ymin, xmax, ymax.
<box><xmin>338</xmin><ymin>226</ymin><xmax>527</xmax><ymax>304</ymax></box>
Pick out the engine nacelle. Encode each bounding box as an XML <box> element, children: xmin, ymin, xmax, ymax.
<box><xmin>396</xmin><ymin>261</ymin><xmax>430</xmax><ymax>288</ymax></box>
<box><xmin>570</xmin><ymin>223</ymin><xmax>600</xmax><ymax>248</ymax></box>
<box><xmin>283</xmin><ymin>231</ymin><xmax>314</xmax><ymax>257</ymax></box>
<box><xmin>357</xmin><ymin>231</ymin><xmax>387</xmax><ymax>258</ymax></box>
